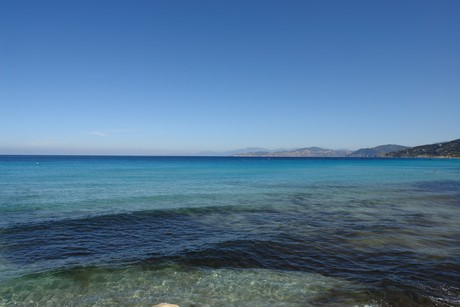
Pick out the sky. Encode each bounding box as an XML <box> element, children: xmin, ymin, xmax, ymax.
<box><xmin>1</xmin><ymin>0</ymin><xmax>459</xmax><ymax>155</ymax></box>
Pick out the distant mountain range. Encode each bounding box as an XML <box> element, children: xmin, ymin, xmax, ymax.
<box><xmin>228</xmin><ymin>139</ymin><xmax>460</xmax><ymax>158</ymax></box>
<box><xmin>233</xmin><ymin>145</ymin><xmax>405</xmax><ymax>158</ymax></box>
<box><xmin>234</xmin><ymin>147</ymin><xmax>352</xmax><ymax>157</ymax></box>
<box><xmin>196</xmin><ymin>147</ymin><xmax>290</xmax><ymax>156</ymax></box>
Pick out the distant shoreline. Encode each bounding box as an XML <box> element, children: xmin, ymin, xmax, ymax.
<box><xmin>2</xmin><ymin>138</ymin><xmax>458</xmax><ymax>158</ymax></box>
<box><xmin>1</xmin><ymin>154</ymin><xmax>459</xmax><ymax>160</ymax></box>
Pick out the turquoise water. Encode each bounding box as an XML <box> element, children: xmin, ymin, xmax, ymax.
<box><xmin>0</xmin><ymin>156</ymin><xmax>459</xmax><ymax>306</ymax></box>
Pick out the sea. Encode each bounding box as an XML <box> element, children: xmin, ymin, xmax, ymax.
<box><xmin>0</xmin><ymin>155</ymin><xmax>459</xmax><ymax>306</ymax></box>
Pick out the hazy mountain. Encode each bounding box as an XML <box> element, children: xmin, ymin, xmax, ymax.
<box><xmin>348</xmin><ymin>145</ymin><xmax>408</xmax><ymax>157</ymax></box>
<box><xmin>196</xmin><ymin>147</ymin><xmax>288</xmax><ymax>156</ymax></box>
<box><xmin>385</xmin><ymin>139</ymin><xmax>460</xmax><ymax>158</ymax></box>
<box><xmin>235</xmin><ymin>147</ymin><xmax>352</xmax><ymax>157</ymax></box>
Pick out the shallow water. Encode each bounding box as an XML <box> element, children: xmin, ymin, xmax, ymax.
<box><xmin>0</xmin><ymin>156</ymin><xmax>459</xmax><ymax>306</ymax></box>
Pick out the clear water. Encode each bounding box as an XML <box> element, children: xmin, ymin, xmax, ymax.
<box><xmin>0</xmin><ymin>156</ymin><xmax>459</xmax><ymax>306</ymax></box>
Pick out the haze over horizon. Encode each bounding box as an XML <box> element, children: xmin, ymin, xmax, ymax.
<box><xmin>1</xmin><ymin>0</ymin><xmax>459</xmax><ymax>155</ymax></box>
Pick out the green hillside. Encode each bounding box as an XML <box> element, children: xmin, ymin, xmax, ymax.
<box><xmin>385</xmin><ymin>139</ymin><xmax>460</xmax><ymax>158</ymax></box>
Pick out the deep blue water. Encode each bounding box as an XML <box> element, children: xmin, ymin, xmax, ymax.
<box><xmin>0</xmin><ymin>156</ymin><xmax>459</xmax><ymax>306</ymax></box>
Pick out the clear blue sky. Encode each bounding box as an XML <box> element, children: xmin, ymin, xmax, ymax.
<box><xmin>1</xmin><ymin>0</ymin><xmax>459</xmax><ymax>155</ymax></box>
